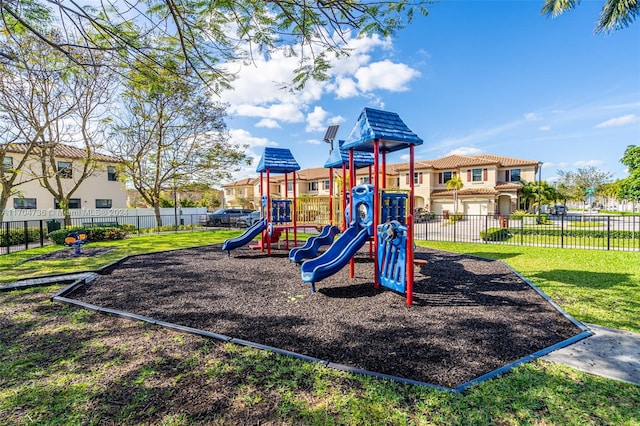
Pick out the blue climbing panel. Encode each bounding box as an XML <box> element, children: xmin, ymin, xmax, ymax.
<box><xmin>271</xmin><ymin>199</ymin><xmax>292</xmax><ymax>224</ymax></box>
<box><xmin>381</xmin><ymin>192</ymin><xmax>408</xmax><ymax>225</ymax></box>
<box><xmin>376</xmin><ymin>221</ymin><xmax>408</xmax><ymax>293</ymax></box>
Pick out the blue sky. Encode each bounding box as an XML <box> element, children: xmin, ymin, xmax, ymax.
<box><xmin>218</xmin><ymin>1</ymin><xmax>640</xmax><ymax>185</ymax></box>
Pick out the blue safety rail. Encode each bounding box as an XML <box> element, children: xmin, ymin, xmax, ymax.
<box><xmin>377</xmin><ymin>221</ymin><xmax>408</xmax><ymax>293</ymax></box>
<box><xmin>381</xmin><ymin>192</ymin><xmax>408</xmax><ymax>225</ymax></box>
<box><xmin>342</xmin><ymin>108</ymin><xmax>423</xmax><ymax>154</ymax></box>
<box><xmin>271</xmin><ymin>199</ymin><xmax>292</xmax><ymax>224</ymax></box>
<box><xmin>256</xmin><ymin>147</ymin><xmax>301</xmax><ymax>173</ymax></box>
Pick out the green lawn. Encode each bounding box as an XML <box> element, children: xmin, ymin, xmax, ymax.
<box><xmin>1</xmin><ymin>233</ymin><xmax>639</xmax><ymax>424</ymax></box>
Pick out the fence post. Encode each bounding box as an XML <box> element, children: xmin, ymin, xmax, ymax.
<box><xmin>561</xmin><ymin>215</ymin><xmax>564</xmax><ymax>248</ymax></box>
<box><xmin>607</xmin><ymin>216</ymin><xmax>611</xmax><ymax>251</ymax></box>
<box><xmin>5</xmin><ymin>221</ymin><xmax>10</xmax><ymax>254</ymax></box>
<box><xmin>24</xmin><ymin>221</ymin><xmax>29</xmax><ymax>250</ymax></box>
<box><xmin>39</xmin><ymin>220</ymin><xmax>44</xmax><ymax>247</ymax></box>
<box><xmin>137</xmin><ymin>215</ymin><xmax>141</xmax><ymax>235</ymax></box>
<box><xmin>484</xmin><ymin>214</ymin><xmax>488</xmax><ymax>244</ymax></box>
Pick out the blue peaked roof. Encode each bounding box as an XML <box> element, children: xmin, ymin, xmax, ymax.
<box><xmin>342</xmin><ymin>107</ymin><xmax>423</xmax><ymax>153</ymax></box>
<box><xmin>256</xmin><ymin>147</ymin><xmax>301</xmax><ymax>173</ymax></box>
<box><xmin>323</xmin><ymin>140</ymin><xmax>375</xmax><ymax>169</ymax></box>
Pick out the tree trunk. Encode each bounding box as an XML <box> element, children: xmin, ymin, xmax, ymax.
<box><xmin>153</xmin><ymin>203</ymin><xmax>163</xmax><ymax>228</ymax></box>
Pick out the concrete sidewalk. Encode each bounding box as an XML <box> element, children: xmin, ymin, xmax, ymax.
<box><xmin>543</xmin><ymin>324</ymin><xmax>640</xmax><ymax>386</ymax></box>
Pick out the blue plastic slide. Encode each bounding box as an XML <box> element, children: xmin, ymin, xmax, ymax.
<box><xmin>300</xmin><ymin>225</ymin><xmax>370</xmax><ymax>291</ymax></box>
<box><xmin>289</xmin><ymin>225</ymin><xmax>340</xmax><ymax>263</ymax></box>
<box><xmin>222</xmin><ymin>218</ymin><xmax>267</xmax><ymax>254</ymax></box>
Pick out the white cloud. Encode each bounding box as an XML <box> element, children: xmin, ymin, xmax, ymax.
<box><xmin>233</xmin><ymin>104</ymin><xmax>305</xmax><ymax>123</ymax></box>
<box><xmin>524</xmin><ymin>112</ymin><xmax>539</xmax><ymax>121</ymax></box>
<box><xmin>574</xmin><ymin>160</ymin><xmax>603</xmax><ymax>167</ymax></box>
<box><xmin>255</xmin><ymin>119</ymin><xmax>281</xmax><ymax>129</ymax></box>
<box><xmin>595</xmin><ymin>114</ymin><xmax>638</xmax><ymax>128</ymax></box>
<box><xmin>306</xmin><ymin>106</ymin><xmax>330</xmax><ymax>132</ymax></box>
<box><xmin>539</xmin><ymin>125</ymin><xmax>551</xmax><ymax>131</ymax></box>
<box><xmin>306</xmin><ymin>138</ymin><xmax>323</xmax><ymax>145</ymax></box>
<box><xmin>354</xmin><ymin>60</ymin><xmax>420</xmax><ymax>92</ymax></box>
<box><xmin>229</xmin><ymin>128</ymin><xmax>278</xmax><ymax>149</ymax></box>
<box><xmin>446</xmin><ymin>146</ymin><xmax>483</xmax><ymax>156</ymax></box>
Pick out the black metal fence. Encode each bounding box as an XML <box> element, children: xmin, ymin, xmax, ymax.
<box><xmin>2</xmin><ymin>213</ymin><xmax>640</xmax><ymax>255</ymax></box>
<box><xmin>414</xmin><ymin>213</ymin><xmax>640</xmax><ymax>251</ymax></box>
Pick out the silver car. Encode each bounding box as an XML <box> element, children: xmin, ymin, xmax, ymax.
<box><xmin>235</xmin><ymin>211</ymin><xmax>261</xmax><ymax>227</ymax></box>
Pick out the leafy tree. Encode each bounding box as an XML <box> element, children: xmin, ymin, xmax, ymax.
<box><xmin>107</xmin><ymin>58</ymin><xmax>249</xmax><ymax>226</ymax></box>
<box><xmin>519</xmin><ymin>180</ymin><xmax>558</xmax><ymax>211</ymax></box>
<box><xmin>620</xmin><ymin>145</ymin><xmax>640</xmax><ymax>203</ymax></box>
<box><xmin>556</xmin><ymin>166</ymin><xmax>613</xmax><ymax>202</ymax></box>
<box><xmin>541</xmin><ymin>0</ymin><xmax>638</xmax><ymax>33</ymax></box>
<box><xmin>445</xmin><ymin>176</ymin><xmax>463</xmax><ymax>216</ymax></box>
<box><xmin>0</xmin><ymin>0</ymin><xmax>430</xmax><ymax>87</ymax></box>
<box><xmin>0</xmin><ymin>31</ymin><xmax>113</xmax><ymax>223</ymax></box>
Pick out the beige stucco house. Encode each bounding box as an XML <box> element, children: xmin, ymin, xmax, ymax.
<box><xmin>3</xmin><ymin>143</ymin><xmax>126</xmax><ymax>211</ymax></box>
<box><xmin>220</xmin><ymin>153</ymin><xmax>540</xmax><ymax>217</ymax></box>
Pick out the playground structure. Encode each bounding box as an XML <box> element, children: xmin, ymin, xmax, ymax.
<box><xmin>64</xmin><ymin>231</ymin><xmax>88</xmax><ymax>255</ymax></box>
<box><xmin>222</xmin><ymin>148</ymin><xmax>301</xmax><ymax>255</ymax></box>
<box><xmin>300</xmin><ymin>107</ymin><xmax>423</xmax><ymax>305</ymax></box>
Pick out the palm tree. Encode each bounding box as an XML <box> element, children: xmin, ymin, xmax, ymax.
<box><xmin>541</xmin><ymin>0</ymin><xmax>638</xmax><ymax>33</ymax></box>
<box><xmin>446</xmin><ymin>176</ymin><xmax>464</xmax><ymax>216</ymax></box>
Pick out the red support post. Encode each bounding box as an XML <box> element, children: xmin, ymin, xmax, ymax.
<box><xmin>349</xmin><ymin>149</ymin><xmax>355</xmax><ymax>279</ymax></box>
<box><xmin>341</xmin><ymin>164</ymin><xmax>347</xmax><ymax>231</ymax></box>
<box><xmin>260</xmin><ymin>171</ymin><xmax>265</xmax><ymax>252</ymax></box>
<box><xmin>407</xmin><ymin>214</ymin><xmax>414</xmax><ymax>306</ymax></box>
<box><xmin>293</xmin><ymin>171</ymin><xmax>297</xmax><ymax>247</ymax></box>
<box><xmin>284</xmin><ymin>173</ymin><xmax>289</xmax><ymax>249</ymax></box>
<box><xmin>373</xmin><ymin>140</ymin><xmax>380</xmax><ymax>289</ymax></box>
<box><xmin>266</xmin><ymin>168</ymin><xmax>271</xmax><ymax>255</ymax></box>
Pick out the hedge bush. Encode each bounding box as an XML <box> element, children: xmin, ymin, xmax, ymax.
<box><xmin>0</xmin><ymin>227</ymin><xmax>41</xmax><ymax>246</ymax></box>
<box><xmin>480</xmin><ymin>227</ymin><xmax>511</xmax><ymax>241</ymax></box>
<box><xmin>48</xmin><ymin>227</ymin><xmax>127</xmax><ymax>245</ymax></box>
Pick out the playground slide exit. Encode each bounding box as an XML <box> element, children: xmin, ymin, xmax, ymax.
<box><xmin>222</xmin><ymin>218</ymin><xmax>267</xmax><ymax>253</ymax></box>
<box><xmin>300</xmin><ymin>224</ymin><xmax>370</xmax><ymax>288</ymax></box>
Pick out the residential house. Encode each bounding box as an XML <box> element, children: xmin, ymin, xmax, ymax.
<box><xmin>219</xmin><ymin>153</ymin><xmax>539</xmax><ymax>217</ymax></box>
<box><xmin>3</xmin><ymin>143</ymin><xmax>126</xmax><ymax>211</ymax></box>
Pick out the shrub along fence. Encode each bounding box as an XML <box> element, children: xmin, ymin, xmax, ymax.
<box><xmin>2</xmin><ymin>212</ymin><xmax>640</xmax><ymax>255</ymax></box>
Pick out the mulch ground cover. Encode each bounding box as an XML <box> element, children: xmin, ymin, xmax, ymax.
<box><xmin>66</xmin><ymin>244</ymin><xmax>583</xmax><ymax>389</ymax></box>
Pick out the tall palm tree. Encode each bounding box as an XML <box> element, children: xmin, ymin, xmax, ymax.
<box><xmin>541</xmin><ymin>0</ymin><xmax>638</xmax><ymax>33</ymax></box>
<box><xmin>446</xmin><ymin>176</ymin><xmax>464</xmax><ymax>216</ymax></box>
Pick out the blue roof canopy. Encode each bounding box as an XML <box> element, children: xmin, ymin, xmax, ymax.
<box><xmin>256</xmin><ymin>147</ymin><xmax>301</xmax><ymax>173</ymax></box>
<box><xmin>323</xmin><ymin>140</ymin><xmax>375</xmax><ymax>169</ymax></box>
<box><xmin>342</xmin><ymin>107</ymin><xmax>423</xmax><ymax>153</ymax></box>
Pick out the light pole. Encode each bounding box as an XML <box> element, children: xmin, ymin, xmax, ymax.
<box><xmin>537</xmin><ymin>162</ymin><xmax>543</xmax><ymax>224</ymax></box>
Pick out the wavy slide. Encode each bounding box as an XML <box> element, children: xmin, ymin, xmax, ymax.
<box><xmin>289</xmin><ymin>225</ymin><xmax>340</xmax><ymax>263</ymax></box>
<box><xmin>300</xmin><ymin>225</ymin><xmax>370</xmax><ymax>291</ymax></box>
<box><xmin>222</xmin><ymin>218</ymin><xmax>267</xmax><ymax>254</ymax></box>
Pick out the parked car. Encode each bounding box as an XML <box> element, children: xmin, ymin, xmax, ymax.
<box><xmin>235</xmin><ymin>211</ymin><xmax>261</xmax><ymax>227</ymax></box>
<box><xmin>199</xmin><ymin>208</ymin><xmax>253</xmax><ymax>227</ymax></box>
<box><xmin>550</xmin><ymin>204</ymin><xmax>567</xmax><ymax>215</ymax></box>
<box><xmin>414</xmin><ymin>208</ymin><xmax>435</xmax><ymax>223</ymax></box>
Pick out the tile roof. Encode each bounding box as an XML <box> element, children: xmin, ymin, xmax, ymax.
<box><xmin>221</xmin><ymin>178</ymin><xmax>257</xmax><ymax>187</ymax></box>
<box><xmin>5</xmin><ymin>142</ymin><xmax>120</xmax><ymax>162</ymax></box>
<box><xmin>471</xmin><ymin>154</ymin><xmax>540</xmax><ymax>167</ymax></box>
<box><xmin>494</xmin><ymin>181</ymin><xmax>523</xmax><ymax>190</ymax></box>
<box><xmin>342</xmin><ymin>107</ymin><xmax>423</xmax><ymax>153</ymax></box>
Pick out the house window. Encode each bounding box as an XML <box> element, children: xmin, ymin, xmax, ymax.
<box><xmin>443</xmin><ymin>171</ymin><xmax>452</xmax><ymax>183</ymax></box>
<box><xmin>287</xmin><ymin>181</ymin><xmax>293</xmax><ymax>192</ymax></box>
<box><xmin>472</xmin><ymin>168</ymin><xmax>483</xmax><ymax>182</ymax></box>
<box><xmin>509</xmin><ymin>169</ymin><xmax>521</xmax><ymax>182</ymax></box>
<box><xmin>308</xmin><ymin>182</ymin><xmax>318</xmax><ymax>191</ymax></box>
<box><xmin>107</xmin><ymin>166</ymin><xmax>118</xmax><ymax>181</ymax></box>
<box><xmin>13</xmin><ymin>198</ymin><xmax>37</xmax><ymax>209</ymax></box>
<box><xmin>54</xmin><ymin>198</ymin><xmax>81</xmax><ymax>209</ymax></box>
<box><xmin>57</xmin><ymin>161</ymin><xmax>73</xmax><ymax>179</ymax></box>
<box><xmin>95</xmin><ymin>199</ymin><xmax>112</xmax><ymax>209</ymax></box>
<box><xmin>225</xmin><ymin>188</ymin><xmax>233</xmax><ymax>196</ymax></box>
<box><xmin>413</xmin><ymin>172</ymin><xmax>423</xmax><ymax>184</ymax></box>
<box><xmin>322</xmin><ymin>180</ymin><xmax>330</xmax><ymax>190</ymax></box>
<box><xmin>360</xmin><ymin>177</ymin><xmax>370</xmax><ymax>184</ymax></box>
<box><xmin>2</xmin><ymin>156</ymin><xmax>13</xmax><ymax>172</ymax></box>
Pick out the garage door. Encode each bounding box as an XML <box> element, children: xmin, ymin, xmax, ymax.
<box><xmin>432</xmin><ymin>202</ymin><xmax>455</xmax><ymax>215</ymax></box>
<box><xmin>465</xmin><ymin>202</ymin><xmax>487</xmax><ymax>215</ymax></box>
